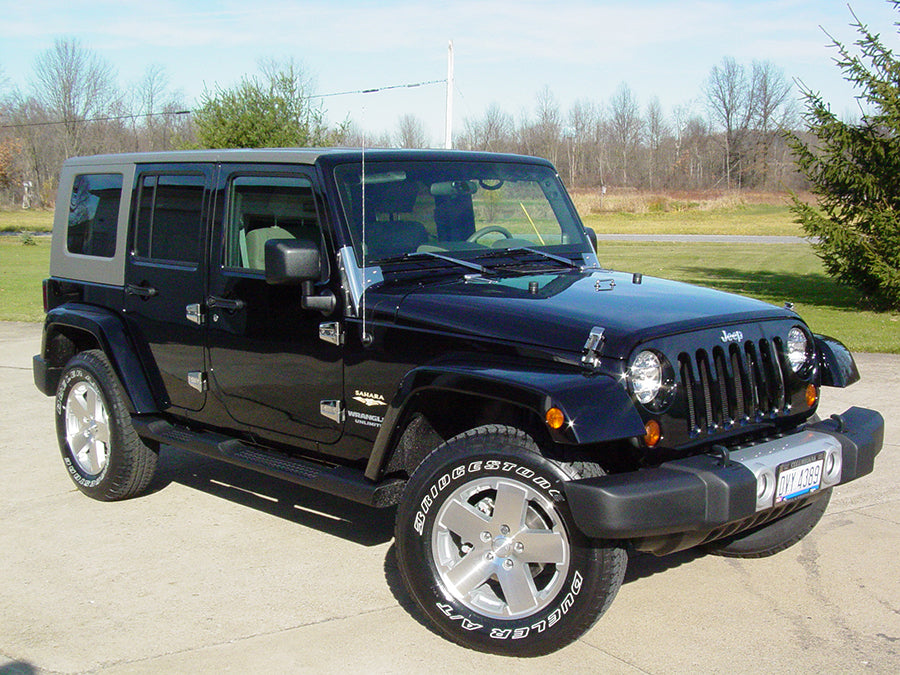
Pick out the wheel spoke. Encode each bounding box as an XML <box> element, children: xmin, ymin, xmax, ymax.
<box><xmin>93</xmin><ymin>419</ymin><xmax>111</xmax><ymax>445</ymax></box>
<box><xmin>497</xmin><ymin>561</ymin><xmax>540</xmax><ymax>615</ymax></box>
<box><xmin>515</xmin><ymin>530</ymin><xmax>567</xmax><ymax>565</ymax></box>
<box><xmin>444</xmin><ymin>551</ymin><xmax>495</xmax><ymax>598</ymax></box>
<box><xmin>490</xmin><ymin>481</ymin><xmax>529</xmax><ymax>531</ymax></box>
<box><xmin>82</xmin><ymin>441</ymin><xmax>103</xmax><ymax>474</ymax></box>
<box><xmin>67</xmin><ymin>390</ymin><xmax>90</xmax><ymax>422</ymax></box>
<box><xmin>69</xmin><ymin>432</ymin><xmax>90</xmax><ymax>460</ymax></box>
<box><xmin>439</xmin><ymin>497</ymin><xmax>489</xmax><ymax>544</ymax></box>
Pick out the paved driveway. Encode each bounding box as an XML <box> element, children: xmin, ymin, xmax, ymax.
<box><xmin>1</xmin><ymin>321</ymin><xmax>897</xmax><ymax>674</ymax></box>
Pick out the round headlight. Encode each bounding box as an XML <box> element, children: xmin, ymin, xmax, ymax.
<box><xmin>630</xmin><ymin>350</ymin><xmax>662</xmax><ymax>404</ymax></box>
<box><xmin>787</xmin><ymin>327</ymin><xmax>811</xmax><ymax>373</ymax></box>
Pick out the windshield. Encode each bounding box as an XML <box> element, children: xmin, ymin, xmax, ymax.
<box><xmin>332</xmin><ymin>160</ymin><xmax>589</xmax><ymax>265</ymax></box>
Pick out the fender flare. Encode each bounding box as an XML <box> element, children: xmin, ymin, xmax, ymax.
<box><xmin>39</xmin><ymin>304</ymin><xmax>161</xmax><ymax>413</ymax></box>
<box><xmin>364</xmin><ymin>362</ymin><xmax>645</xmax><ymax>480</ymax></box>
<box><xmin>814</xmin><ymin>334</ymin><xmax>860</xmax><ymax>388</ymax></box>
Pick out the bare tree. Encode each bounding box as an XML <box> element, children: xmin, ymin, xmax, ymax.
<box><xmin>704</xmin><ymin>56</ymin><xmax>754</xmax><ymax>188</ymax></box>
<box><xmin>645</xmin><ymin>97</ymin><xmax>668</xmax><ymax>189</ymax></box>
<box><xmin>749</xmin><ymin>60</ymin><xmax>795</xmax><ymax>187</ymax></box>
<box><xmin>566</xmin><ymin>98</ymin><xmax>604</xmax><ymax>186</ymax></box>
<box><xmin>129</xmin><ymin>65</ymin><xmax>189</xmax><ymax>151</ymax></box>
<box><xmin>396</xmin><ymin>114</ymin><xmax>429</xmax><ymax>148</ymax></box>
<box><xmin>607</xmin><ymin>83</ymin><xmax>643</xmax><ymax>186</ymax></box>
<box><xmin>30</xmin><ymin>38</ymin><xmax>121</xmax><ymax>156</ymax></box>
<box><xmin>459</xmin><ymin>103</ymin><xmax>516</xmax><ymax>152</ymax></box>
<box><xmin>520</xmin><ymin>86</ymin><xmax>563</xmax><ymax>166</ymax></box>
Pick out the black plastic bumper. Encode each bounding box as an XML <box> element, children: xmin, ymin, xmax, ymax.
<box><xmin>564</xmin><ymin>407</ymin><xmax>883</xmax><ymax>542</ymax></box>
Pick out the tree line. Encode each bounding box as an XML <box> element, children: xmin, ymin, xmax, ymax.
<box><xmin>2</xmin><ymin>38</ymin><xmax>807</xmax><ymax>208</ymax></box>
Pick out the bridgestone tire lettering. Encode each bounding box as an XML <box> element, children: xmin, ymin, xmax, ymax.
<box><xmin>395</xmin><ymin>424</ymin><xmax>626</xmax><ymax>657</ymax></box>
<box><xmin>55</xmin><ymin>350</ymin><xmax>159</xmax><ymax>501</ymax></box>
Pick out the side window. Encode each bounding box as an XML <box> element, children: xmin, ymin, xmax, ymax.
<box><xmin>67</xmin><ymin>173</ymin><xmax>122</xmax><ymax>258</ymax></box>
<box><xmin>225</xmin><ymin>175</ymin><xmax>320</xmax><ymax>270</ymax></box>
<box><xmin>134</xmin><ymin>173</ymin><xmax>205</xmax><ymax>264</ymax></box>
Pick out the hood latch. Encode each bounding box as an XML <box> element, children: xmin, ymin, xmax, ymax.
<box><xmin>582</xmin><ymin>326</ymin><xmax>606</xmax><ymax>369</ymax></box>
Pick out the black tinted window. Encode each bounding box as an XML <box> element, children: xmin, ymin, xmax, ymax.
<box><xmin>134</xmin><ymin>174</ymin><xmax>205</xmax><ymax>263</ymax></box>
<box><xmin>67</xmin><ymin>173</ymin><xmax>122</xmax><ymax>258</ymax></box>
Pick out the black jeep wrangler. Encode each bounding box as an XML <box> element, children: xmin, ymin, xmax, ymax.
<box><xmin>33</xmin><ymin>149</ymin><xmax>883</xmax><ymax>656</ymax></box>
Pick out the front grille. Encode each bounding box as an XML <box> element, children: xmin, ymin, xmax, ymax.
<box><xmin>678</xmin><ymin>338</ymin><xmax>789</xmax><ymax>437</ymax></box>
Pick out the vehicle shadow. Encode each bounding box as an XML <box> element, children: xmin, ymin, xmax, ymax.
<box><xmin>151</xmin><ymin>445</ymin><xmax>395</xmax><ymax>547</ymax></box>
<box><xmin>381</xmin><ymin>540</ymin><xmax>710</xmax><ymax>634</ymax></box>
<box><xmin>153</xmin><ymin>445</ymin><xmax>709</xmax><ymax>615</ymax></box>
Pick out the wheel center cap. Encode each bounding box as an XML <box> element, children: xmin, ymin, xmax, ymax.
<box><xmin>492</xmin><ymin>536</ymin><xmax>513</xmax><ymax>558</ymax></box>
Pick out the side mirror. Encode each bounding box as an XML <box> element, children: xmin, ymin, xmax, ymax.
<box><xmin>265</xmin><ymin>239</ymin><xmax>320</xmax><ymax>285</ymax></box>
<box><xmin>264</xmin><ymin>238</ymin><xmax>337</xmax><ymax>315</ymax></box>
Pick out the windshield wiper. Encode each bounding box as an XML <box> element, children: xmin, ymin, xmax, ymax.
<box><xmin>480</xmin><ymin>246</ymin><xmax>580</xmax><ymax>270</ymax></box>
<box><xmin>417</xmin><ymin>250</ymin><xmax>491</xmax><ymax>275</ymax></box>
<box><xmin>376</xmin><ymin>250</ymin><xmax>491</xmax><ymax>276</ymax></box>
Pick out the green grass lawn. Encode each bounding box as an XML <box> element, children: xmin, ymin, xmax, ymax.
<box><xmin>598</xmin><ymin>241</ymin><xmax>899</xmax><ymax>353</ymax></box>
<box><xmin>583</xmin><ymin>203</ymin><xmax>804</xmax><ymax>237</ymax></box>
<box><xmin>2</xmin><ymin>235</ymin><xmax>897</xmax><ymax>352</ymax></box>
<box><xmin>0</xmin><ymin>237</ymin><xmax>51</xmax><ymax>322</ymax></box>
<box><xmin>0</xmin><ymin>209</ymin><xmax>54</xmax><ymax>233</ymax></box>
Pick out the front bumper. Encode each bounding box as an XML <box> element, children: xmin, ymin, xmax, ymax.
<box><xmin>564</xmin><ymin>406</ymin><xmax>883</xmax><ymax>551</ymax></box>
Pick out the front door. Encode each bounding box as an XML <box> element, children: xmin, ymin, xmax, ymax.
<box><xmin>206</xmin><ymin>165</ymin><xmax>344</xmax><ymax>445</ymax></box>
<box><xmin>123</xmin><ymin>166</ymin><xmax>213</xmax><ymax>412</ymax></box>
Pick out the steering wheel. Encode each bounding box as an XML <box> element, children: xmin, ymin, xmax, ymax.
<box><xmin>467</xmin><ymin>225</ymin><xmax>513</xmax><ymax>244</ymax></box>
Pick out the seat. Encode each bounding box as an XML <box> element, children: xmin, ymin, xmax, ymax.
<box><xmin>244</xmin><ymin>225</ymin><xmax>293</xmax><ymax>270</ymax></box>
<box><xmin>365</xmin><ymin>220</ymin><xmax>428</xmax><ymax>259</ymax></box>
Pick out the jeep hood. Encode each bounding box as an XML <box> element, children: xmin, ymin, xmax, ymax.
<box><xmin>386</xmin><ymin>270</ymin><xmax>795</xmax><ymax>361</ymax></box>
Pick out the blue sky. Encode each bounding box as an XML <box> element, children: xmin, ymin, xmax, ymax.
<box><xmin>2</xmin><ymin>0</ymin><xmax>898</xmax><ymax>142</ymax></box>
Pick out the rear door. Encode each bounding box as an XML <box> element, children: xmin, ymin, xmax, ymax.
<box><xmin>205</xmin><ymin>164</ymin><xmax>344</xmax><ymax>445</ymax></box>
<box><xmin>123</xmin><ymin>165</ymin><xmax>213</xmax><ymax>411</ymax></box>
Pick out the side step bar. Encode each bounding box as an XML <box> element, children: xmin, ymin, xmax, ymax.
<box><xmin>132</xmin><ymin>416</ymin><xmax>404</xmax><ymax>508</ymax></box>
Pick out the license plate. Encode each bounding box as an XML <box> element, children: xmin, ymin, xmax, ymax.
<box><xmin>775</xmin><ymin>453</ymin><xmax>824</xmax><ymax>504</ymax></box>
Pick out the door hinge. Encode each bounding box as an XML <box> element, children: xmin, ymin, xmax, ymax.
<box><xmin>187</xmin><ymin>371</ymin><xmax>207</xmax><ymax>393</ymax></box>
<box><xmin>186</xmin><ymin>303</ymin><xmax>204</xmax><ymax>325</ymax></box>
<box><xmin>319</xmin><ymin>322</ymin><xmax>343</xmax><ymax>346</ymax></box>
<box><xmin>320</xmin><ymin>400</ymin><xmax>345</xmax><ymax>424</ymax></box>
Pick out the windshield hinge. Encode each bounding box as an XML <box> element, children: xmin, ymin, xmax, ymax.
<box><xmin>582</xmin><ymin>326</ymin><xmax>605</xmax><ymax>369</ymax></box>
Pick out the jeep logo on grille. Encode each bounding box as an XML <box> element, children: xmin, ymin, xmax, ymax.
<box><xmin>720</xmin><ymin>329</ymin><xmax>744</xmax><ymax>343</ymax></box>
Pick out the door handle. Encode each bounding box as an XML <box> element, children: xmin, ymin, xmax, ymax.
<box><xmin>125</xmin><ymin>283</ymin><xmax>158</xmax><ymax>298</ymax></box>
<box><xmin>208</xmin><ymin>296</ymin><xmax>246</xmax><ymax>311</ymax></box>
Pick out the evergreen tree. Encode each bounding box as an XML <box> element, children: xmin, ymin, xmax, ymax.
<box><xmin>787</xmin><ymin>2</ymin><xmax>900</xmax><ymax>310</ymax></box>
<box><xmin>193</xmin><ymin>60</ymin><xmax>344</xmax><ymax>149</ymax></box>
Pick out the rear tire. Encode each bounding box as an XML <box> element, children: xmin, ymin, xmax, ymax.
<box><xmin>55</xmin><ymin>350</ymin><xmax>158</xmax><ymax>501</ymax></box>
<box><xmin>704</xmin><ymin>489</ymin><xmax>831</xmax><ymax>558</ymax></box>
<box><xmin>394</xmin><ymin>425</ymin><xmax>626</xmax><ymax>656</ymax></box>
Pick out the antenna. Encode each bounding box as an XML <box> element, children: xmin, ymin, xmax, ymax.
<box><xmin>445</xmin><ymin>40</ymin><xmax>454</xmax><ymax>149</ymax></box>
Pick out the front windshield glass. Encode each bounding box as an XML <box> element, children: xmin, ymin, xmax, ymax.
<box><xmin>332</xmin><ymin>160</ymin><xmax>588</xmax><ymax>265</ymax></box>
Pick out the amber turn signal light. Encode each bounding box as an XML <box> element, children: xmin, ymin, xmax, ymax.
<box><xmin>806</xmin><ymin>384</ymin><xmax>818</xmax><ymax>408</ymax></box>
<box><xmin>545</xmin><ymin>407</ymin><xmax>565</xmax><ymax>430</ymax></box>
<box><xmin>644</xmin><ymin>420</ymin><xmax>661</xmax><ymax>447</ymax></box>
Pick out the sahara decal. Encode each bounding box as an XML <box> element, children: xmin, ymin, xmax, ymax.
<box><xmin>352</xmin><ymin>390</ymin><xmax>386</xmax><ymax>408</ymax></box>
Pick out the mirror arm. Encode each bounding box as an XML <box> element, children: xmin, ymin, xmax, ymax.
<box><xmin>300</xmin><ymin>281</ymin><xmax>337</xmax><ymax>315</ymax></box>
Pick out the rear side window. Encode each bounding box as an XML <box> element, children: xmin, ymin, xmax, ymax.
<box><xmin>134</xmin><ymin>174</ymin><xmax>205</xmax><ymax>264</ymax></box>
<box><xmin>68</xmin><ymin>173</ymin><xmax>122</xmax><ymax>258</ymax></box>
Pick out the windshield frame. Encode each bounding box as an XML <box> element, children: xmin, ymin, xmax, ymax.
<box><xmin>330</xmin><ymin>158</ymin><xmax>592</xmax><ymax>269</ymax></box>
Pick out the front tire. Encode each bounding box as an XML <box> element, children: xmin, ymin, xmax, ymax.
<box><xmin>55</xmin><ymin>350</ymin><xmax>158</xmax><ymax>501</ymax></box>
<box><xmin>394</xmin><ymin>425</ymin><xmax>626</xmax><ymax>656</ymax></box>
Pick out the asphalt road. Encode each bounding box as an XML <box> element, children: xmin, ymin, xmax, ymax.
<box><xmin>1</xmin><ymin>321</ymin><xmax>897</xmax><ymax>674</ymax></box>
